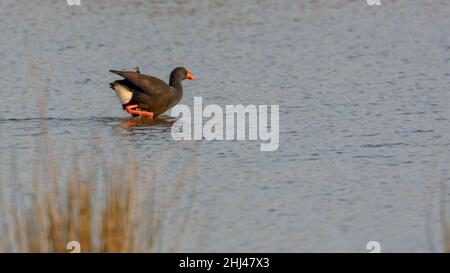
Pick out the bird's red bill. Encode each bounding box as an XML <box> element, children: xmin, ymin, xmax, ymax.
<box><xmin>186</xmin><ymin>71</ymin><xmax>196</xmax><ymax>80</ymax></box>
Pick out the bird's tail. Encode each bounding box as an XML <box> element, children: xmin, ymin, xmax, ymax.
<box><xmin>109</xmin><ymin>69</ymin><xmax>120</xmax><ymax>73</ymax></box>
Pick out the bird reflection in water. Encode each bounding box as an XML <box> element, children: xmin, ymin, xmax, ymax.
<box><xmin>120</xmin><ymin>115</ymin><xmax>176</xmax><ymax>129</ymax></box>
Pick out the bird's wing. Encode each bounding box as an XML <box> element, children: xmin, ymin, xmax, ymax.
<box><xmin>109</xmin><ymin>70</ymin><xmax>170</xmax><ymax>96</ymax></box>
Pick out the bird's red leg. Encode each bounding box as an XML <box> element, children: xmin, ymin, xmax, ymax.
<box><xmin>125</xmin><ymin>105</ymin><xmax>154</xmax><ymax>119</ymax></box>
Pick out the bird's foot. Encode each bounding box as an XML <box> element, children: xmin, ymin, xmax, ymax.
<box><xmin>125</xmin><ymin>105</ymin><xmax>154</xmax><ymax>119</ymax></box>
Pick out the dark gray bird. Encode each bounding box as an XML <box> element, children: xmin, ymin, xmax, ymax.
<box><xmin>110</xmin><ymin>67</ymin><xmax>195</xmax><ymax>118</ymax></box>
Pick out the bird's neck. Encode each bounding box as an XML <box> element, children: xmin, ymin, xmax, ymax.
<box><xmin>169</xmin><ymin>75</ymin><xmax>183</xmax><ymax>93</ymax></box>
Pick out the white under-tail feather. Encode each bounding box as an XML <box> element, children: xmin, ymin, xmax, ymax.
<box><xmin>112</xmin><ymin>83</ymin><xmax>133</xmax><ymax>104</ymax></box>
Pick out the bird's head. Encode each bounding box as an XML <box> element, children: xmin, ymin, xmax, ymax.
<box><xmin>171</xmin><ymin>67</ymin><xmax>196</xmax><ymax>81</ymax></box>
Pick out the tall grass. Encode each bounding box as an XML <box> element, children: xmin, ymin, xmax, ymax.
<box><xmin>0</xmin><ymin>65</ymin><xmax>196</xmax><ymax>252</ymax></box>
<box><xmin>425</xmin><ymin>173</ymin><xmax>450</xmax><ymax>253</ymax></box>
<box><xmin>0</xmin><ymin>148</ymin><xmax>197</xmax><ymax>253</ymax></box>
<box><xmin>439</xmin><ymin>180</ymin><xmax>450</xmax><ymax>252</ymax></box>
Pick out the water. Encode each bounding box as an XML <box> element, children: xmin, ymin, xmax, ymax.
<box><xmin>1</xmin><ymin>0</ymin><xmax>450</xmax><ymax>252</ymax></box>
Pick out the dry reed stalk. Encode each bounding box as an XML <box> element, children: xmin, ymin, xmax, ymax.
<box><xmin>440</xmin><ymin>180</ymin><xmax>450</xmax><ymax>252</ymax></box>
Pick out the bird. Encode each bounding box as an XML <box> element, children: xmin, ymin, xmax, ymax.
<box><xmin>110</xmin><ymin>67</ymin><xmax>195</xmax><ymax>118</ymax></box>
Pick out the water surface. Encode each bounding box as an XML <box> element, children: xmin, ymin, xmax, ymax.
<box><xmin>1</xmin><ymin>0</ymin><xmax>450</xmax><ymax>252</ymax></box>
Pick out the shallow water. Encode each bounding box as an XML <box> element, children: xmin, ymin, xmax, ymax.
<box><xmin>1</xmin><ymin>0</ymin><xmax>450</xmax><ymax>252</ymax></box>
